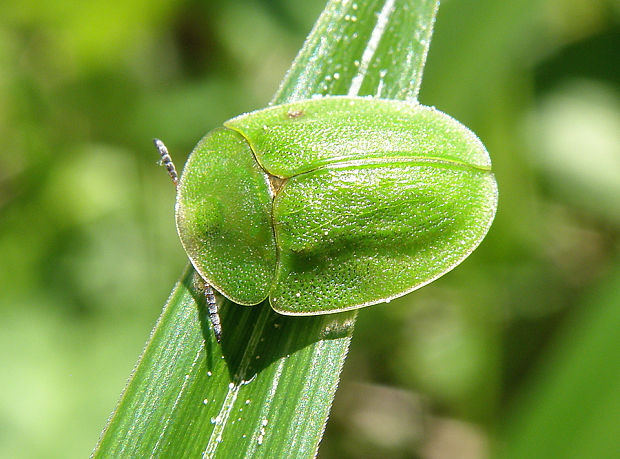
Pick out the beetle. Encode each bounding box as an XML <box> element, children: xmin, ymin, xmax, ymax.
<box><xmin>155</xmin><ymin>96</ymin><xmax>498</xmax><ymax>342</ymax></box>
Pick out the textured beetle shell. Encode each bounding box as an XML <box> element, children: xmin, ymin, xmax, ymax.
<box><xmin>176</xmin><ymin>96</ymin><xmax>498</xmax><ymax>315</ymax></box>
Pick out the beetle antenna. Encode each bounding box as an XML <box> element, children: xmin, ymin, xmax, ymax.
<box><xmin>204</xmin><ymin>284</ymin><xmax>222</xmax><ymax>343</ymax></box>
<box><xmin>153</xmin><ymin>138</ymin><xmax>179</xmax><ymax>187</ymax></box>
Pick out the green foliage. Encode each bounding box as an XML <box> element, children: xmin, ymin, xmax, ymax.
<box><xmin>93</xmin><ymin>267</ymin><xmax>355</xmax><ymax>457</ymax></box>
<box><xmin>95</xmin><ymin>0</ymin><xmax>439</xmax><ymax>456</ymax></box>
<box><xmin>0</xmin><ymin>0</ymin><xmax>619</xmax><ymax>457</ymax></box>
<box><xmin>502</xmin><ymin>265</ymin><xmax>620</xmax><ymax>458</ymax></box>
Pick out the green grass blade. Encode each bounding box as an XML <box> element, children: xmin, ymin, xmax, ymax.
<box><xmin>93</xmin><ymin>1</ymin><xmax>438</xmax><ymax>457</ymax></box>
<box><xmin>273</xmin><ymin>0</ymin><xmax>438</xmax><ymax>103</ymax></box>
<box><xmin>94</xmin><ymin>267</ymin><xmax>355</xmax><ymax>457</ymax></box>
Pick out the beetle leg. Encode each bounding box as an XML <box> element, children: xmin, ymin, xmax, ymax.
<box><xmin>204</xmin><ymin>283</ymin><xmax>222</xmax><ymax>343</ymax></box>
<box><xmin>153</xmin><ymin>138</ymin><xmax>179</xmax><ymax>187</ymax></box>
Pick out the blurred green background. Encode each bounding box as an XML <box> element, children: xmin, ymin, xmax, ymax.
<box><xmin>1</xmin><ymin>0</ymin><xmax>619</xmax><ymax>457</ymax></box>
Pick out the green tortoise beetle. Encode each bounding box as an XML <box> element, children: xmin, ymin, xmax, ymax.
<box><xmin>156</xmin><ymin>96</ymin><xmax>498</xmax><ymax>342</ymax></box>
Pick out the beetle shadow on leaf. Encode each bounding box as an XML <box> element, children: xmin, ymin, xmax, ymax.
<box><xmin>184</xmin><ymin>268</ymin><xmax>355</xmax><ymax>381</ymax></box>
